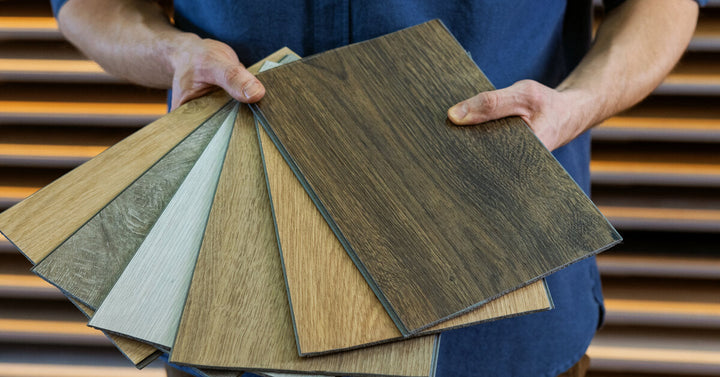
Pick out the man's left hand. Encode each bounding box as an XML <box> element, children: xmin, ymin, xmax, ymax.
<box><xmin>447</xmin><ymin>80</ymin><xmax>588</xmax><ymax>152</ymax></box>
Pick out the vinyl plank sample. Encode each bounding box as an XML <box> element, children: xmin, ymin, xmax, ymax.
<box><xmin>170</xmin><ymin>105</ymin><xmax>438</xmax><ymax>377</ymax></box>
<box><xmin>253</xmin><ymin>20</ymin><xmax>622</xmax><ymax>335</ymax></box>
<box><xmin>89</xmin><ymin>105</ymin><xmax>238</xmax><ymax>349</ymax></box>
<box><xmin>258</xmin><ymin>123</ymin><xmax>552</xmax><ymax>355</ymax></box>
<box><xmin>32</xmin><ymin>102</ymin><xmax>235</xmax><ymax>310</ymax></box>
<box><xmin>0</xmin><ymin>90</ymin><xmax>232</xmax><ymax>264</ymax></box>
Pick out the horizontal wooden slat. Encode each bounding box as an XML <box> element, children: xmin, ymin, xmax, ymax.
<box><xmin>0</xmin><ymin>127</ymin><xmax>129</xmax><ymax>167</ymax></box>
<box><xmin>0</xmin><ymin>59</ymin><xmax>120</xmax><ymax>83</ymax></box>
<box><xmin>0</xmin><ymin>17</ymin><xmax>61</xmax><ymax>40</ymax></box>
<box><xmin>0</xmin><ymin>144</ymin><xmax>107</xmax><ymax>168</ymax></box>
<box><xmin>0</xmin><ymin>235</ymin><xmax>15</xmax><ymax>253</ymax></box>
<box><xmin>0</xmin><ymin>101</ymin><xmax>164</xmax><ymax>126</ymax></box>
<box><xmin>0</xmin><ymin>274</ymin><xmax>64</xmax><ymax>299</ymax></box>
<box><xmin>592</xmin><ymin>96</ymin><xmax>720</xmax><ymax>142</ymax></box>
<box><xmin>0</xmin><ymin>185</ymin><xmax>39</xmax><ymax>208</ymax></box>
<box><xmin>598</xmin><ymin>254</ymin><xmax>720</xmax><ymax>279</ymax></box>
<box><xmin>0</xmin><ymin>318</ymin><xmax>108</xmax><ymax>345</ymax></box>
<box><xmin>594</xmin><ymin>117</ymin><xmax>720</xmax><ymax>142</ymax></box>
<box><xmin>589</xmin><ymin>330</ymin><xmax>720</xmax><ymax>375</ymax></box>
<box><xmin>0</xmin><ymin>343</ymin><xmax>165</xmax><ymax>377</ymax></box>
<box><xmin>601</xmin><ymin>206</ymin><xmax>720</xmax><ymax>232</ymax></box>
<box><xmin>604</xmin><ymin>298</ymin><xmax>720</xmax><ymax>328</ymax></box>
<box><xmin>0</xmin><ymin>364</ymin><xmax>164</xmax><ymax>377</ymax></box>
<box><xmin>591</xmin><ymin>159</ymin><xmax>720</xmax><ymax>186</ymax></box>
<box><xmin>591</xmin><ymin>143</ymin><xmax>720</xmax><ymax>186</ymax></box>
<box><xmin>690</xmin><ymin>11</ymin><xmax>720</xmax><ymax>51</ymax></box>
<box><xmin>657</xmin><ymin>53</ymin><xmax>720</xmax><ymax>95</ymax></box>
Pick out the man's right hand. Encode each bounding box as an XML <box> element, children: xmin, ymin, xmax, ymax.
<box><xmin>56</xmin><ymin>0</ymin><xmax>265</xmax><ymax>111</ymax></box>
<box><xmin>169</xmin><ymin>36</ymin><xmax>265</xmax><ymax>110</ymax></box>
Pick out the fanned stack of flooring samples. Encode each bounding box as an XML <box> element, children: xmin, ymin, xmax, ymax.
<box><xmin>251</xmin><ymin>19</ymin><xmax>621</xmax><ymax>335</ymax></box>
<box><xmin>0</xmin><ymin>20</ymin><xmax>619</xmax><ymax>377</ymax></box>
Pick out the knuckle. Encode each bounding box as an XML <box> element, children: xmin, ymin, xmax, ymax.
<box><xmin>223</xmin><ymin>65</ymin><xmax>244</xmax><ymax>83</ymax></box>
<box><xmin>518</xmin><ymin>80</ymin><xmax>546</xmax><ymax>114</ymax></box>
<box><xmin>479</xmin><ymin>92</ymin><xmax>499</xmax><ymax>114</ymax></box>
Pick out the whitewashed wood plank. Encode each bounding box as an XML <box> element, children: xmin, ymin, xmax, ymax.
<box><xmin>88</xmin><ymin>104</ymin><xmax>238</xmax><ymax>349</ymax></box>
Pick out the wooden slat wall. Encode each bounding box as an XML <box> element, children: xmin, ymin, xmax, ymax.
<box><xmin>588</xmin><ymin>2</ymin><xmax>720</xmax><ymax>376</ymax></box>
<box><xmin>0</xmin><ymin>1</ymin><xmax>164</xmax><ymax>376</ymax></box>
<box><xmin>0</xmin><ymin>1</ymin><xmax>718</xmax><ymax>376</ymax></box>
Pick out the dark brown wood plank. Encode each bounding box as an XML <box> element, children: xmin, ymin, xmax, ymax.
<box><xmin>254</xmin><ymin>20</ymin><xmax>621</xmax><ymax>334</ymax></box>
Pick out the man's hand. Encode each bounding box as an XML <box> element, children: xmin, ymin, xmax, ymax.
<box><xmin>448</xmin><ymin>0</ymin><xmax>698</xmax><ymax>152</ymax></box>
<box><xmin>56</xmin><ymin>0</ymin><xmax>266</xmax><ymax>111</ymax></box>
<box><xmin>169</xmin><ymin>37</ymin><xmax>265</xmax><ymax>110</ymax></box>
<box><xmin>447</xmin><ymin>80</ymin><xmax>588</xmax><ymax>151</ymax></box>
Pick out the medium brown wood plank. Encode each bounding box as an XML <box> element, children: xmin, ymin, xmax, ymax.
<box><xmin>170</xmin><ymin>105</ymin><xmax>438</xmax><ymax>376</ymax></box>
<box><xmin>253</xmin><ymin>20</ymin><xmax>621</xmax><ymax>334</ymax></box>
<box><xmin>258</xmin><ymin>122</ymin><xmax>551</xmax><ymax>355</ymax></box>
<box><xmin>32</xmin><ymin>102</ymin><xmax>234</xmax><ymax>310</ymax></box>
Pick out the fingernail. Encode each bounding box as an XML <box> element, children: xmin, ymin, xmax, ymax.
<box><xmin>242</xmin><ymin>81</ymin><xmax>261</xmax><ymax>100</ymax></box>
<box><xmin>449</xmin><ymin>103</ymin><xmax>467</xmax><ymax>121</ymax></box>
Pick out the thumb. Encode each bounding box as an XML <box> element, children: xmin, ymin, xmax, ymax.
<box><xmin>448</xmin><ymin>81</ymin><xmax>534</xmax><ymax>125</ymax></box>
<box><xmin>209</xmin><ymin>64</ymin><xmax>266</xmax><ymax>103</ymax></box>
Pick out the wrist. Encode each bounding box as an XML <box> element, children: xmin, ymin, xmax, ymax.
<box><xmin>554</xmin><ymin>86</ymin><xmax>604</xmax><ymax>141</ymax></box>
<box><xmin>161</xmin><ymin>31</ymin><xmax>203</xmax><ymax>86</ymax></box>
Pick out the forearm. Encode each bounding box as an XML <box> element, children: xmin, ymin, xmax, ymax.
<box><xmin>57</xmin><ymin>0</ymin><xmax>263</xmax><ymax>108</ymax></box>
<box><xmin>556</xmin><ymin>0</ymin><xmax>699</xmax><ymax>140</ymax></box>
<box><xmin>57</xmin><ymin>0</ymin><xmax>192</xmax><ymax>88</ymax></box>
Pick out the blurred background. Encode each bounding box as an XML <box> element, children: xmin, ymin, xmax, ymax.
<box><xmin>0</xmin><ymin>1</ymin><xmax>718</xmax><ymax>376</ymax></box>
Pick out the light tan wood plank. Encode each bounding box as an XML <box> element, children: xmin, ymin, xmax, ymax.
<box><xmin>258</xmin><ymin>123</ymin><xmax>551</xmax><ymax>355</ymax></box>
<box><xmin>89</xmin><ymin>105</ymin><xmax>237</xmax><ymax>349</ymax></box>
<box><xmin>32</xmin><ymin>102</ymin><xmax>234</xmax><ymax>310</ymax></box>
<box><xmin>170</xmin><ymin>105</ymin><xmax>438</xmax><ymax>376</ymax></box>
<box><xmin>0</xmin><ymin>90</ymin><xmax>230</xmax><ymax>263</ymax></box>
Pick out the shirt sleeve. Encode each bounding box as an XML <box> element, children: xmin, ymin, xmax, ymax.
<box><xmin>50</xmin><ymin>0</ymin><xmax>69</xmax><ymax>17</ymax></box>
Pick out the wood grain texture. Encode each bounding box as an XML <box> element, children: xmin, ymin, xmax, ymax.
<box><xmin>0</xmin><ymin>90</ymin><xmax>231</xmax><ymax>263</ymax></box>
<box><xmin>170</xmin><ymin>105</ymin><xmax>438</xmax><ymax>377</ymax></box>
<box><xmin>258</xmin><ymin>124</ymin><xmax>551</xmax><ymax>355</ymax></box>
<box><xmin>89</xmin><ymin>105</ymin><xmax>237</xmax><ymax>349</ymax></box>
<box><xmin>253</xmin><ymin>20</ymin><xmax>622</xmax><ymax>334</ymax></box>
<box><xmin>32</xmin><ymin>102</ymin><xmax>235</xmax><ymax>310</ymax></box>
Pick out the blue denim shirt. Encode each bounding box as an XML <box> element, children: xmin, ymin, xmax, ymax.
<box><xmin>49</xmin><ymin>1</ymin><xmax>678</xmax><ymax>375</ymax></box>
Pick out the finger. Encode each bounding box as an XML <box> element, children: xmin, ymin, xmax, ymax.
<box><xmin>448</xmin><ymin>81</ymin><xmax>535</xmax><ymax>125</ymax></box>
<box><xmin>209</xmin><ymin>64</ymin><xmax>266</xmax><ymax>103</ymax></box>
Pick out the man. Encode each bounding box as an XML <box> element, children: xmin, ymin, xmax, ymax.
<box><xmin>49</xmin><ymin>1</ymin><xmax>700</xmax><ymax>376</ymax></box>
